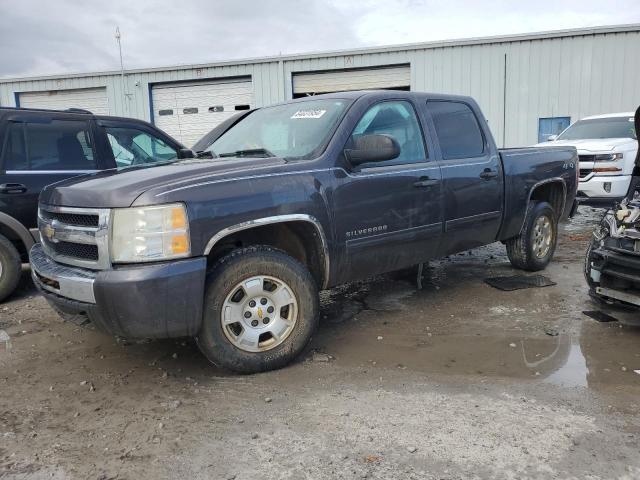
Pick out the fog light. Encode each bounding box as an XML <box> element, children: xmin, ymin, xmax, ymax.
<box><xmin>603</xmin><ymin>182</ymin><xmax>612</xmax><ymax>193</ymax></box>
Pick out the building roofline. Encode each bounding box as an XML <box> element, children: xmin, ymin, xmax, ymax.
<box><xmin>2</xmin><ymin>23</ymin><xmax>639</xmax><ymax>84</ymax></box>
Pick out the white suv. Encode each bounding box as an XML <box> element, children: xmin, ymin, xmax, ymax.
<box><xmin>536</xmin><ymin>112</ymin><xmax>637</xmax><ymax>206</ymax></box>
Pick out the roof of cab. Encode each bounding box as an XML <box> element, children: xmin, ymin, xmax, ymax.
<box><xmin>278</xmin><ymin>89</ymin><xmax>476</xmax><ymax>105</ymax></box>
<box><xmin>0</xmin><ymin>106</ymin><xmax>161</xmax><ymax>127</ymax></box>
<box><xmin>582</xmin><ymin>112</ymin><xmax>635</xmax><ymax>120</ymax></box>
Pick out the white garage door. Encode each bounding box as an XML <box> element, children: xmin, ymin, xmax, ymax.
<box><xmin>18</xmin><ymin>87</ymin><xmax>109</xmax><ymax>115</ymax></box>
<box><xmin>152</xmin><ymin>79</ymin><xmax>253</xmax><ymax>147</ymax></box>
<box><xmin>293</xmin><ymin>65</ymin><xmax>410</xmax><ymax>96</ymax></box>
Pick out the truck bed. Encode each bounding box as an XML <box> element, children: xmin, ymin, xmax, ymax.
<box><xmin>498</xmin><ymin>146</ymin><xmax>578</xmax><ymax>241</ymax></box>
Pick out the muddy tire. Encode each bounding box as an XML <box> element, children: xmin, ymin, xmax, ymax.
<box><xmin>0</xmin><ymin>234</ymin><xmax>22</xmax><ymax>303</ymax></box>
<box><xmin>197</xmin><ymin>246</ymin><xmax>319</xmax><ymax>374</ymax></box>
<box><xmin>506</xmin><ymin>201</ymin><xmax>558</xmax><ymax>271</ymax></box>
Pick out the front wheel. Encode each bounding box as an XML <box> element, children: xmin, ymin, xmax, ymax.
<box><xmin>506</xmin><ymin>201</ymin><xmax>558</xmax><ymax>271</ymax></box>
<box><xmin>197</xmin><ymin>246</ymin><xmax>319</xmax><ymax>373</ymax></box>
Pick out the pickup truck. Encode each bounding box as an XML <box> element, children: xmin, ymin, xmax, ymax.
<box><xmin>585</xmin><ymin>106</ymin><xmax>640</xmax><ymax>316</ymax></box>
<box><xmin>536</xmin><ymin>112</ymin><xmax>637</xmax><ymax>206</ymax></box>
<box><xmin>0</xmin><ymin>107</ymin><xmax>192</xmax><ymax>302</ymax></box>
<box><xmin>29</xmin><ymin>91</ymin><xmax>578</xmax><ymax>373</ymax></box>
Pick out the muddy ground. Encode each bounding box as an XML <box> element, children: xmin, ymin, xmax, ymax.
<box><xmin>1</xmin><ymin>206</ymin><xmax>640</xmax><ymax>479</ymax></box>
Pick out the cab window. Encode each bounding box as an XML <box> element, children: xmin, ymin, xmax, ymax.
<box><xmin>348</xmin><ymin>101</ymin><xmax>427</xmax><ymax>168</ymax></box>
<box><xmin>2</xmin><ymin>120</ymin><xmax>96</xmax><ymax>171</ymax></box>
<box><xmin>105</xmin><ymin>126</ymin><xmax>178</xmax><ymax>167</ymax></box>
<box><xmin>427</xmin><ymin>101</ymin><xmax>486</xmax><ymax>160</ymax></box>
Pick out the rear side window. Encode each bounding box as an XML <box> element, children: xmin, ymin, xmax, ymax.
<box><xmin>2</xmin><ymin>120</ymin><xmax>97</xmax><ymax>171</ymax></box>
<box><xmin>427</xmin><ymin>101</ymin><xmax>485</xmax><ymax>160</ymax></box>
<box><xmin>1</xmin><ymin>122</ymin><xmax>27</xmax><ymax>170</ymax></box>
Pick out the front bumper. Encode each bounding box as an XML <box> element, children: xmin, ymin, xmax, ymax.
<box><xmin>589</xmin><ymin>245</ymin><xmax>640</xmax><ymax>308</ymax></box>
<box><xmin>30</xmin><ymin>243</ymin><xmax>207</xmax><ymax>338</ymax></box>
<box><xmin>578</xmin><ymin>175</ymin><xmax>630</xmax><ymax>205</ymax></box>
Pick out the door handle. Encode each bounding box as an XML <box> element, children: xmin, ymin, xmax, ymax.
<box><xmin>0</xmin><ymin>183</ymin><xmax>27</xmax><ymax>194</ymax></box>
<box><xmin>479</xmin><ymin>169</ymin><xmax>498</xmax><ymax>180</ymax></box>
<box><xmin>413</xmin><ymin>177</ymin><xmax>439</xmax><ymax>188</ymax></box>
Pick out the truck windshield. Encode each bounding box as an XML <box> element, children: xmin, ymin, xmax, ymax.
<box><xmin>205</xmin><ymin>99</ymin><xmax>348</xmax><ymax>160</ymax></box>
<box><xmin>557</xmin><ymin>117</ymin><xmax>637</xmax><ymax>140</ymax></box>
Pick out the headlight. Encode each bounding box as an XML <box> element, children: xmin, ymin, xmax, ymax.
<box><xmin>111</xmin><ymin>203</ymin><xmax>190</xmax><ymax>263</ymax></box>
<box><xmin>593</xmin><ymin>153</ymin><xmax>623</xmax><ymax>162</ymax></box>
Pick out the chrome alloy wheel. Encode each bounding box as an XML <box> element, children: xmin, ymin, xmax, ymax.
<box><xmin>532</xmin><ymin>215</ymin><xmax>553</xmax><ymax>258</ymax></box>
<box><xmin>221</xmin><ymin>275</ymin><xmax>298</xmax><ymax>353</ymax></box>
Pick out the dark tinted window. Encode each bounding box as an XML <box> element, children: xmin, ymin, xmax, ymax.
<box><xmin>428</xmin><ymin>101</ymin><xmax>485</xmax><ymax>160</ymax></box>
<box><xmin>2</xmin><ymin>122</ymin><xmax>27</xmax><ymax>170</ymax></box>
<box><xmin>3</xmin><ymin>120</ymin><xmax>96</xmax><ymax>171</ymax></box>
<box><xmin>349</xmin><ymin>101</ymin><xmax>426</xmax><ymax>167</ymax></box>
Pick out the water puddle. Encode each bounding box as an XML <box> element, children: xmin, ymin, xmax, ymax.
<box><xmin>544</xmin><ymin>343</ymin><xmax>588</xmax><ymax>388</ymax></box>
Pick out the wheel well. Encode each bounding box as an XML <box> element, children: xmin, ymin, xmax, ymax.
<box><xmin>0</xmin><ymin>223</ymin><xmax>28</xmax><ymax>261</ymax></box>
<box><xmin>206</xmin><ymin>221</ymin><xmax>327</xmax><ymax>288</ymax></box>
<box><xmin>530</xmin><ymin>181</ymin><xmax>565</xmax><ymax>217</ymax></box>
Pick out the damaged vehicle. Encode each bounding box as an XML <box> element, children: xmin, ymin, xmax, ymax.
<box><xmin>29</xmin><ymin>91</ymin><xmax>578</xmax><ymax>373</ymax></box>
<box><xmin>585</xmin><ymin>106</ymin><xmax>640</xmax><ymax>316</ymax></box>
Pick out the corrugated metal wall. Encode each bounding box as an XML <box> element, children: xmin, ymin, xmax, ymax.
<box><xmin>2</xmin><ymin>27</ymin><xmax>639</xmax><ymax>147</ymax></box>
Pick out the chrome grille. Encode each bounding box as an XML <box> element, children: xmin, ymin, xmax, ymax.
<box><xmin>49</xmin><ymin>241</ymin><xmax>99</xmax><ymax>261</ymax></box>
<box><xmin>38</xmin><ymin>205</ymin><xmax>111</xmax><ymax>270</ymax></box>
<box><xmin>39</xmin><ymin>210</ymin><xmax>99</xmax><ymax>228</ymax></box>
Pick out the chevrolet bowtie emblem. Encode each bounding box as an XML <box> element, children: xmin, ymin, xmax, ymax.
<box><xmin>257</xmin><ymin>307</ymin><xmax>263</xmax><ymax>319</ymax></box>
<box><xmin>43</xmin><ymin>224</ymin><xmax>55</xmax><ymax>241</ymax></box>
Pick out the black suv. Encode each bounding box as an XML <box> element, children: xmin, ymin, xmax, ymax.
<box><xmin>0</xmin><ymin>107</ymin><xmax>191</xmax><ymax>302</ymax></box>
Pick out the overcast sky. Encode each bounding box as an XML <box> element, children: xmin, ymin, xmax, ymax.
<box><xmin>1</xmin><ymin>0</ymin><xmax>639</xmax><ymax>78</ymax></box>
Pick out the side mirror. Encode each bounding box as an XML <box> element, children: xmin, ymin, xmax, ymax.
<box><xmin>178</xmin><ymin>148</ymin><xmax>196</xmax><ymax>159</ymax></box>
<box><xmin>344</xmin><ymin>134</ymin><xmax>400</xmax><ymax>165</ymax></box>
<box><xmin>547</xmin><ymin>135</ymin><xmax>558</xmax><ymax>142</ymax></box>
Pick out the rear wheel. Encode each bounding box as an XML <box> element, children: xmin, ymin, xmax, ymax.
<box><xmin>506</xmin><ymin>201</ymin><xmax>558</xmax><ymax>271</ymax></box>
<box><xmin>0</xmin><ymin>234</ymin><xmax>22</xmax><ymax>303</ymax></box>
<box><xmin>197</xmin><ymin>246</ymin><xmax>319</xmax><ymax>373</ymax></box>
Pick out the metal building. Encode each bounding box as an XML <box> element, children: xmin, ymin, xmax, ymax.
<box><xmin>1</xmin><ymin>24</ymin><xmax>639</xmax><ymax>147</ymax></box>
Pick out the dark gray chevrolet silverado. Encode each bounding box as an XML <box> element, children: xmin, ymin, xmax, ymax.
<box><xmin>30</xmin><ymin>91</ymin><xmax>578</xmax><ymax>372</ymax></box>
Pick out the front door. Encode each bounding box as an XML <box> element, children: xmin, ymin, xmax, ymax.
<box><xmin>0</xmin><ymin>117</ymin><xmax>100</xmax><ymax>231</ymax></box>
<box><xmin>425</xmin><ymin>100</ymin><xmax>503</xmax><ymax>255</ymax></box>
<box><xmin>332</xmin><ymin>100</ymin><xmax>443</xmax><ymax>282</ymax></box>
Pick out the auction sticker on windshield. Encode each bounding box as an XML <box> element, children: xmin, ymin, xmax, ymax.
<box><xmin>291</xmin><ymin>109</ymin><xmax>326</xmax><ymax>119</ymax></box>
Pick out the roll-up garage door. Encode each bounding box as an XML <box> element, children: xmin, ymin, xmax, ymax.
<box><xmin>292</xmin><ymin>65</ymin><xmax>410</xmax><ymax>97</ymax></box>
<box><xmin>151</xmin><ymin>79</ymin><xmax>253</xmax><ymax>147</ymax></box>
<box><xmin>18</xmin><ymin>87</ymin><xmax>109</xmax><ymax>115</ymax></box>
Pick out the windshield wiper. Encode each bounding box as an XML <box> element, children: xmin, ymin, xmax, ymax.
<box><xmin>218</xmin><ymin>148</ymin><xmax>275</xmax><ymax>158</ymax></box>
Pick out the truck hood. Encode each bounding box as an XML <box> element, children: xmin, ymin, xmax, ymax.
<box><xmin>40</xmin><ymin>157</ymin><xmax>287</xmax><ymax>208</ymax></box>
<box><xmin>534</xmin><ymin>138</ymin><xmax>637</xmax><ymax>152</ymax></box>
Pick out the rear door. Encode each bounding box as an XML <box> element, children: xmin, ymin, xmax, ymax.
<box><xmin>332</xmin><ymin>99</ymin><xmax>443</xmax><ymax>281</ymax></box>
<box><xmin>425</xmin><ymin>100</ymin><xmax>503</xmax><ymax>255</ymax></box>
<box><xmin>0</xmin><ymin>114</ymin><xmax>101</xmax><ymax>230</ymax></box>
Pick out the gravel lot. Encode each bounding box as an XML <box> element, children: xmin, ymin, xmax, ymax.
<box><xmin>1</xmin><ymin>206</ymin><xmax>640</xmax><ymax>480</ymax></box>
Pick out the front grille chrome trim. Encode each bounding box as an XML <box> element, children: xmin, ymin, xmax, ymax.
<box><xmin>38</xmin><ymin>204</ymin><xmax>111</xmax><ymax>270</ymax></box>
